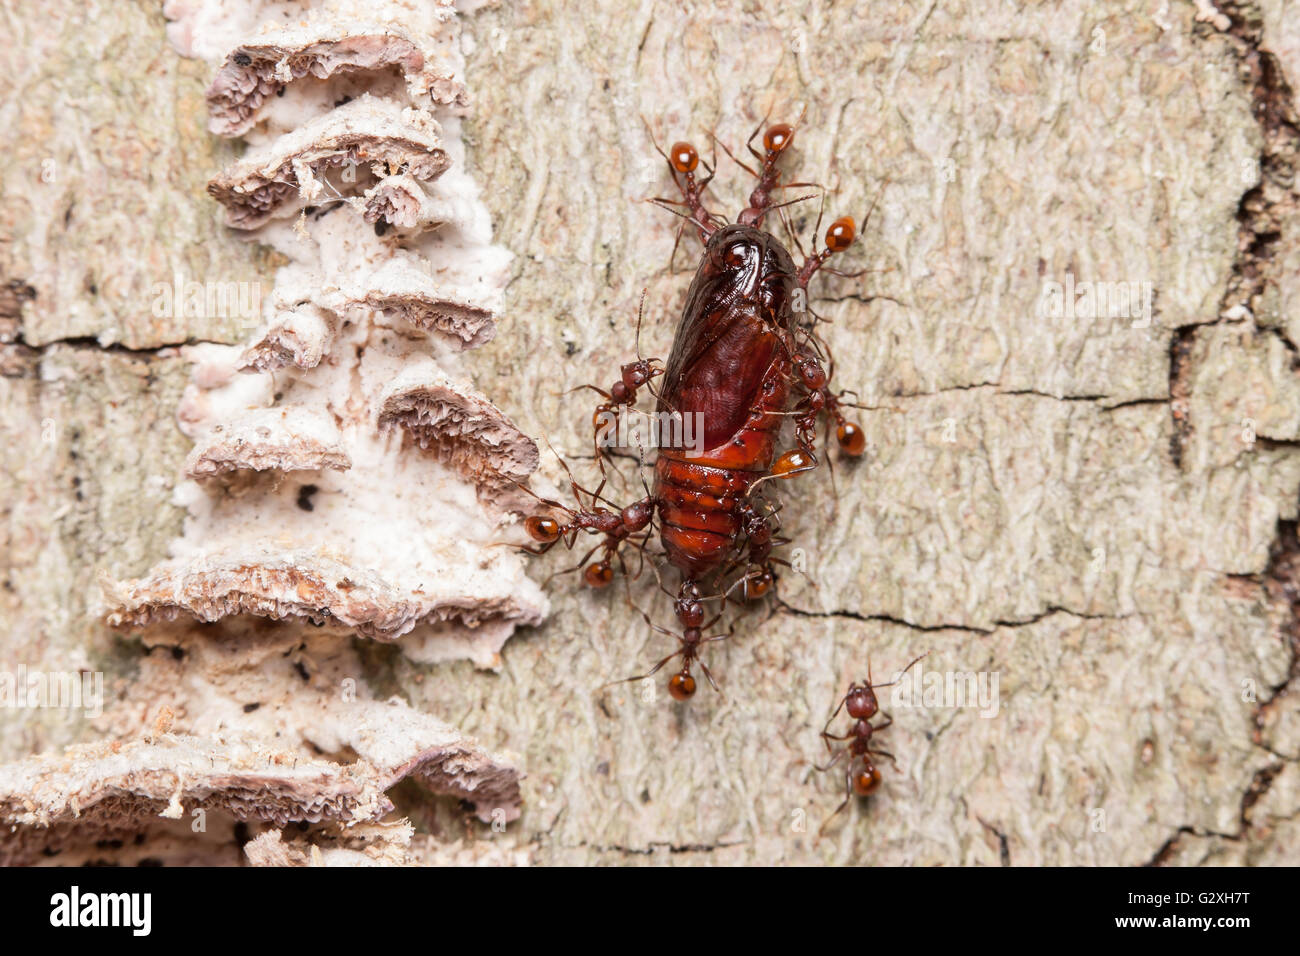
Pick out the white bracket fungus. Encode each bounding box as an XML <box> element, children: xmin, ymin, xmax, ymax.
<box><xmin>206</xmin><ymin>22</ymin><xmax>466</xmax><ymax>138</ymax></box>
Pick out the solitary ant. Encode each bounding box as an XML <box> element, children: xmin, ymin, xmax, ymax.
<box><xmin>817</xmin><ymin>654</ymin><xmax>926</xmax><ymax>831</ymax></box>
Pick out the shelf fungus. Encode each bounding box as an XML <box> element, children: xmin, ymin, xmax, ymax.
<box><xmin>0</xmin><ymin>716</ymin><xmax>521</xmax><ymax>865</ymax></box>
<box><xmin>104</xmin><ymin>548</ymin><xmax>545</xmax><ymax>646</ymax></box>
<box><xmin>379</xmin><ymin>364</ymin><xmax>540</xmax><ymax>488</ymax></box>
<box><xmin>238</xmin><ymin>304</ymin><xmax>334</xmax><ymax>372</ymax></box>
<box><xmin>0</xmin><ymin>735</ymin><xmax>390</xmax><ymax>866</ymax></box>
<box><xmin>10</xmin><ymin>0</ymin><xmax>555</xmax><ymax>864</ymax></box>
<box><xmin>328</xmin><ymin>257</ymin><xmax>498</xmax><ymax>349</ymax></box>
<box><xmin>0</xmin><ymin>623</ymin><xmax>527</xmax><ymax>865</ymax></box>
<box><xmin>208</xmin><ymin>96</ymin><xmax>450</xmax><ymax>229</ymax></box>
<box><xmin>362</xmin><ymin>172</ymin><xmax>449</xmax><ymax>232</ymax></box>
<box><xmin>111</xmin><ymin>626</ymin><xmax>527</xmax><ymax>825</ymax></box>
<box><xmin>183</xmin><ymin>406</ymin><xmax>351</xmax><ymax>478</ymax></box>
<box><xmin>205</xmin><ymin>22</ymin><xmax>466</xmax><ymax>138</ymax></box>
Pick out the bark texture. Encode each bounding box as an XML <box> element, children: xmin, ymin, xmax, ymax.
<box><xmin>3</xmin><ymin>0</ymin><xmax>1300</xmax><ymax>865</ymax></box>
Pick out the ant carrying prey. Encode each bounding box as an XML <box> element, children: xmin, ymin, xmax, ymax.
<box><xmin>523</xmin><ymin>110</ymin><xmax>877</xmax><ymax>700</ymax></box>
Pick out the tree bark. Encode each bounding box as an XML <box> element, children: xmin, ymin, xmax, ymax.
<box><xmin>2</xmin><ymin>0</ymin><xmax>1299</xmax><ymax>865</ymax></box>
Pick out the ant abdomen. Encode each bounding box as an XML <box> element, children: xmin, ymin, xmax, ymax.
<box><xmin>853</xmin><ymin>765</ymin><xmax>882</xmax><ymax>797</ymax></box>
<box><xmin>668</xmin><ymin>671</ymin><xmax>697</xmax><ymax>700</ymax></box>
<box><xmin>525</xmin><ymin>515</ymin><xmax>561</xmax><ymax>543</ymax></box>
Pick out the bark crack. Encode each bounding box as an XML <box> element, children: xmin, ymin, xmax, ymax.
<box><xmin>1145</xmin><ymin>764</ymin><xmax>1285</xmax><ymax>865</ymax></box>
<box><xmin>874</xmin><ymin>381</ymin><xmax>1168</xmax><ymax>408</ymax></box>
<box><xmin>977</xmin><ymin>815</ymin><xmax>1012</xmax><ymax>866</ymax></box>
<box><xmin>556</xmin><ymin>840</ymin><xmax>744</xmax><ymax>855</ymax></box>
<box><xmin>1172</xmin><ymin>2</ymin><xmax>1300</xmax><ymax>469</ymax></box>
<box><xmin>775</xmin><ymin>598</ymin><xmax>1137</xmax><ymax>636</ymax></box>
<box><xmin>1147</xmin><ymin>1</ymin><xmax>1300</xmax><ymax>864</ymax></box>
<box><xmin>7</xmin><ymin>331</ymin><xmax>238</xmax><ymax>357</ymax></box>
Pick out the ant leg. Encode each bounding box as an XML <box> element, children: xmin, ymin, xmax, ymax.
<box><xmin>743</xmin><ymin>108</ymin><xmax>774</xmax><ymax>164</ymax></box>
<box><xmin>542</xmin><ymin>539</ymin><xmax>605</xmax><ymax>586</ymax></box>
<box><xmin>818</xmin><ymin>723</ymin><xmax>858</xmax><ymax>755</ymax></box>
<box><xmin>608</xmin><ymin>598</ymin><xmax>692</xmax><ymax>685</ymax></box>
<box><xmin>818</xmin><ymin>769</ymin><xmax>853</xmax><ymax>837</ymax></box>
<box><xmin>821</xmin><ymin>694</ymin><xmax>848</xmax><ymax>735</ymax></box>
<box><xmin>868</xmin><ymin>747</ymin><xmax>898</xmax><ymax>767</ymax></box>
<box><xmin>708</xmin><ymin>126</ymin><xmax>760</xmax><ymax>179</ymax></box>
<box><xmin>814</xmin><ymin>744</ymin><xmax>848</xmax><ymax>773</ymax></box>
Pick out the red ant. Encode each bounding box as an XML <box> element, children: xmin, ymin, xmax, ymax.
<box><xmin>817</xmin><ymin>654</ymin><xmax>926</xmax><ymax>832</ymax></box>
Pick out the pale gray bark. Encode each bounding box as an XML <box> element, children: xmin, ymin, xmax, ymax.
<box><xmin>2</xmin><ymin>0</ymin><xmax>1299</xmax><ymax>865</ymax></box>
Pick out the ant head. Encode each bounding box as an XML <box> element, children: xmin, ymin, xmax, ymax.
<box><xmin>845</xmin><ymin>683</ymin><xmax>878</xmax><ymax>720</ymax></box>
<box><xmin>852</xmin><ymin>762</ymin><xmax>882</xmax><ymax>797</ymax></box>
<box><xmin>620</xmin><ymin>359</ymin><xmax>654</xmax><ymax>390</ymax></box>
<box><xmin>621</xmin><ymin>498</ymin><xmax>653</xmax><ymax>533</ymax></box>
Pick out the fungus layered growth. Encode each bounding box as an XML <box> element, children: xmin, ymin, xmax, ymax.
<box><xmin>156</xmin><ymin>0</ymin><xmax>544</xmax><ymax>666</ymax></box>
<box><xmin>204</xmin><ymin>21</ymin><xmax>466</xmax><ymax>137</ymax></box>
<box><xmin>1</xmin><ymin>1</ymin><xmax>541</xmax><ymax>865</ymax></box>
<box><xmin>183</xmin><ymin>406</ymin><xmax>352</xmax><ymax>477</ymax></box>
<box><xmin>104</xmin><ymin>548</ymin><xmax>544</xmax><ymax>645</ymax></box>
<box><xmin>0</xmin><ymin>703</ymin><xmax>519</xmax><ymax>867</ymax></box>
<box><xmin>237</xmin><ymin>303</ymin><xmax>334</xmax><ymax>371</ymax></box>
<box><xmin>378</xmin><ymin>363</ymin><xmax>542</xmax><ymax>487</ymax></box>
<box><xmin>207</xmin><ymin>96</ymin><xmax>451</xmax><ymax>229</ymax></box>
